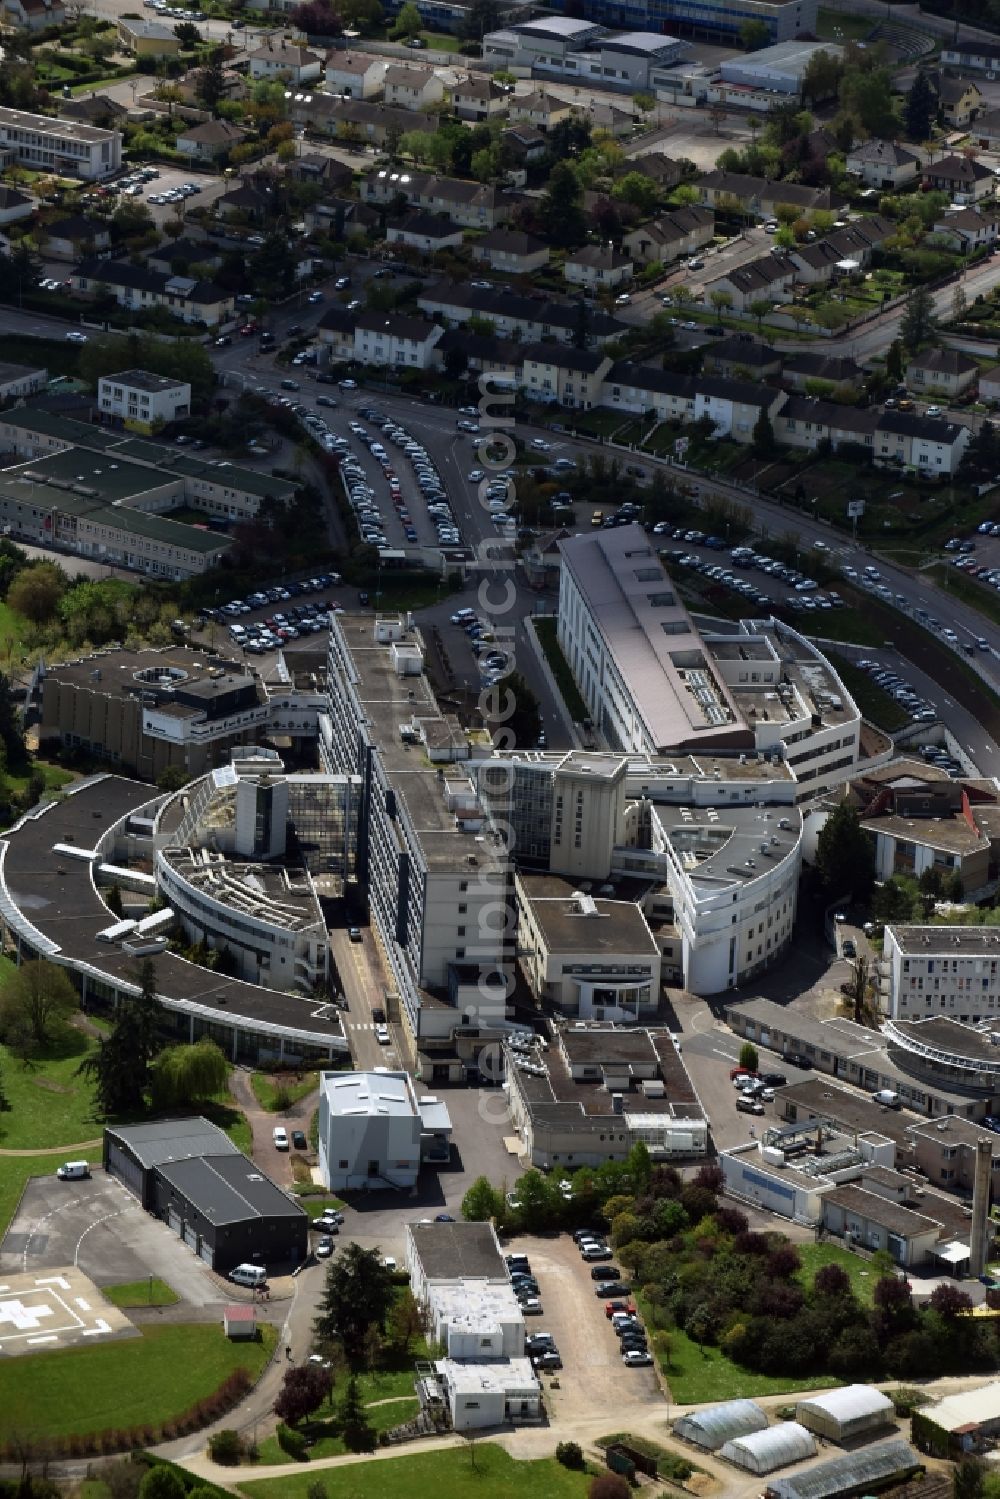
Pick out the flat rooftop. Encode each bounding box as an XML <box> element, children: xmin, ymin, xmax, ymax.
<box><xmin>661</xmin><ymin>802</ymin><xmax>801</xmax><ymax>893</ymax></box>
<box><xmin>160</xmin><ymin>847</ymin><xmax>323</xmax><ymax>933</ymax></box>
<box><xmin>516</xmin><ymin>1026</ymin><xmax>700</xmax><ymax>1119</ymax></box>
<box><xmin>409</xmin><ymin>1220</ymin><xmax>506</xmax><ymax>1282</ymax></box>
<box><xmin>890</xmin><ymin>1015</ymin><xmax>1000</xmax><ymax>1065</ymax></box>
<box><xmin>100</xmin><ymin>369</ymin><xmax>190</xmax><ymax>394</ymax></box>
<box><xmin>517</xmin><ymin>873</ymin><xmax>659</xmax><ymax>956</ymax></box>
<box><xmin>46</xmin><ymin>647</ymin><xmax>256</xmax><ymax>707</ymax></box>
<box><xmin>860</xmin><ymin>812</ymin><xmax>989</xmax><ymax>856</ymax></box>
<box><xmin>775</xmin><ymin>1077</ymin><xmax>911</xmax><ymax>1149</ymax></box>
<box><xmin>822</xmin><ymin>1182</ymin><xmax>944</xmax><ymax>1240</ymax></box>
<box><xmin>888</xmin><ymin>925</ymin><xmax>1000</xmax><ymax>957</ymax></box>
<box><xmin>156</xmin><ymin>1152</ymin><xmax>308</xmax><ymax>1226</ymax></box>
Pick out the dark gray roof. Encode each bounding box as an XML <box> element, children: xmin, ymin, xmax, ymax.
<box><xmin>388</xmin><ymin>210</ymin><xmax>461</xmax><ymax>239</ymax></box>
<box><xmin>767</xmin><ymin>1442</ymin><xmax>922</xmax><ymax>1499</ymax></box>
<box><xmin>75</xmin><ymin>258</ymin><xmax>230</xmax><ymax>307</ymax></box>
<box><xmin>521</xmin><ymin>342</ymin><xmax>608</xmax><ymax>373</ymax></box>
<box><xmin>878</xmin><ymin>410</ymin><xmax>968</xmax><ymax>443</ymax></box>
<box><xmin>705</xmin><ymin>335</ymin><xmax>780</xmax><ymax>369</ymax></box>
<box><xmin>157</xmin><ymin>1152</ymin><xmax>307</xmax><ymax>1226</ymax></box>
<box><xmin>607</xmin><ymin>361</ymin><xmax>695</xmax><ymax>398</ymax></box>
<box><xmin>409</xmin><ymin>1220</ymin><xmax>506</xmax><ymax>1281</ymax></box>
<box><xmin>106</xmin><ymin>1116</ymin><xmax>239</xmax><ymax>1169</ymax></box>
<box><xmin>780</xmin><ymin>395</ymin><xmax>878</xmax><ymax>433</ymax></box>
<box><xmin>419</xmin><ymin>279</ymin><xmax>624</xmax><ymax>337</ymax></box>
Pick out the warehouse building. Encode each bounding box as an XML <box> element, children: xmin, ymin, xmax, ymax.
<box><xmin>104</xmin><ymin>1117</ymin><xmax>308</xmax><ymax>1273</ymax></box>
<box><xmin>795</xmin><ymin>1387</ymin><xmax>895</xmax><ymax>1444</ymax></box>
<box><xmin>718</xmin><ymin>40</ymin><xmax>843</xmax><ymax>97</ymax></box>
<box><xmin>674</xmin><ymin>1400</ymin><xmax>768</xmax><ymax>1450</ymax></box>
<box><xmin>720</xmin><ymin>1423</ymin><xmax>817</xmax><ymax>1474</ymax></box>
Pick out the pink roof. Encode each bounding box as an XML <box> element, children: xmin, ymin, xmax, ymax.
<box><xmin>224</xmin><ymin>1304</ymin><xmax>257</xmax><ymax>1320</ymax></box>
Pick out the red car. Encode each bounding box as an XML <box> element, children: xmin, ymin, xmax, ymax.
<box><xmin>605</xmin><ymin>1300</ymin><xmax>637</xmax><ymax>1318</ymax></box>
<box><xmin>239</xmin><ymin>322</ymin><xmax>258</xmax><ymax>337</ymax></box>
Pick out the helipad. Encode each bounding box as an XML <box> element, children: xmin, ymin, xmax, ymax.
<box><xmin>0</xmin><ymin>1267</ymin><xmax>136</xmax><ymax>1356</ymax></box>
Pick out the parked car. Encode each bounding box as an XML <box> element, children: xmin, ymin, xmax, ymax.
<box><xmin>272</xmin><ymin>1126</ymin><xmax>289</xmax><ymax>1149</ymax></box>
<box><xmin>291</xmin><ymin>1129</ymin><xmax>307</xmax><ymax>1150</ymax></box>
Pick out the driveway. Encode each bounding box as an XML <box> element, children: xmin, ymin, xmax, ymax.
<box><xmin>502</xmin><ymin>1232</ymin><xmax>663</xmax><ymax>1429</ymax></box>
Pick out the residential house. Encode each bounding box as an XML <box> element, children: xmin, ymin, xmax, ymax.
<box><xmin>471</xmin><ymin>229</ymin><xmax>549</xmax><ymax>274</ymax></box>
<box><xmin>702</xmin><ymin>335</ymin><xmax>782</xmax><ymax>379</ymax></box>
<box><xmin>362</xmin><ymin>171</ymin><xmax>511</xmax><ymax>229</ymax></box>
<box><xmin>3</xmin><ymin>0</ymin><xmax>64</xmax><ymax>28</ymax></box>
<box><xmin>286</xmin><ymin>154</ymin><xmax>354</xmax><ymax>192</ymax></box>
<box><xmin>519</xmin><ymin>344</ymin><xmax>612</xmax><ymax>409</ymax></box>
<box><xmin>431</xmin><ymin>328</ymin><xmax>522</xmax><ymax>379</ymax></box>
<box><xmin>973</xmin><ymin>110</ymin><xmax>1000</xmax><ymax>149</ymax></box>
<box><xmin>148</xmin><ymin>237</ymin><xmax>222</xmax><ymax>274</ymax></box>
<box><xmin>382</xmin><ymin>65</ymin><xmax>446</xmax><ymax>111</ymax></box>
<box><xmin>695</xmin><ymin>377</ymin><xmax>785</xmax><ymax>442</ymax></box>
<box><xmin>116</xmin><ymin>18</ymin><xmax>182</xmax><ymax>57</ymax></box>
<box><xmin>353</xmin><ymin>311</ymin><xmax>443</xmax><ymax>369</ymax></box>
<box><xmin>58</xmin><ymin>93</ymin><xmax>127</xmax><ymax>128</ymax></box>
<box><xmin>213</xmin><ymin>183</ymin><xmax>274</xmax><ymax>223</ymax></box>
<box><xmin>452</xmin><ymin>77</ymin><xmax>507</xmax><ymax>121</ymax></box>
<box><xmin>905</xmin><ymin>348</ymin><xmax>978</xmax><ymax>399</ymax></box>
<box><xmin>933</xmin><ymin>206</ymin><xmax>999</xmax><ymax>251</ymax></box>
<box><xmin>386</xmin><ymin>211</ymin><xmax>464</xmax><ymax>253</ymax></box>
<box><xmin>249</xmin><ymin>41</ymin><xmax>322</xmax><ymax>84</ymax></box>
<box><xmin>584</xmin><ymin>99</ymin><xmax>634</xmax><ymax>138</ymax></box>
<box><xmin>788</xmin><ymin>239</ymin><xmax>848</xmax><ymax>286</ymax></box>
<box><xmin>303</xmin><ymin>197</ymin><xmax>379</xmax><ymax>238</ymax></box>
<box><xmin>845</xmin><ymin>139</ymin><xmax>919</xmax><ymax>190</ymax></box>
<box><xmin>705</xmin><ymin>251</ymin><xmax>795</xmax><ymax>312</ymax></box>
<box><xmin>776</xmin><ymin>396</ymin><xmax>879</xmax><ymax>453</ymax></box>
<box><xmin>176</xmin><ymin>120</ymin><xmax>246</xmax><ymax>160</ymax></box>
<box><xmin>324</xmin><ymin>52</ymin><xmax>386</xmax><ymax>98</ymax></box>
<box><xmin>43</xmin><ymin>214</ymin><xmax>111</xmax><ymax>260</ymax></box>
<box><xmin>293</xmin><ymin>95</ymin><xmax>438</xmax><ymax>148</ymax></box>
<box><xmin>563</xmin><ymin>244</ymin><xmax>633</xmax><ymax>290</ymax></box>
<box><xmin>781</xmin><ymin>350</ymin><xmax>863</xmax><ymax>393</ymax></box>
<box><xmin>936</xmin><ymin>75</ymin><xmax>984</xmax><ymax>127</ymax></box>
<box><xmin>697</xmin><ymin>170</ymin><xmax>842</xmax><ymax>219</ymax></box>
<box><xmin>823</xmin><ymin>215</ymin><xmax>895</xmax><ymax>264</ymax></box>
<box><xmin>508</xmin><ymin>90</ymin><xmax>571</xmax><ymax>131</ymax></box>
<box><xmin>623</xmin><ymin>205</ymin><xmax>714</xmax><ymax>265</ymax></box>
<box><xmin>979</xmin><ymin>369</ymin><xmax>1000</xmax><ymax>405</ymax></box>
<box><xmin>417</xmin><ymin>279</ymin><xmax>624</xmax><ymax>345</ymax></box>
<box><xmin>941</xmin><ymin>39</ymin><xmax>1000</xmax><ymax>71</ymax></box>
<box><xmin>604</xmin><ymin>361</ymin><xmax>697</xmax><ymax>421</ymax></box>
<box><xmin>316</xmin><ymin>305</ymin><xmax>358</xmax><ymax>360</ymax></box>
<box><xmin>501</xmin><ymin>124</ymin><xmax>547</xmax><ymax>163</ymax></box>
<box><xmin>0</xmin><ymin>186</ymin><xmax>34</xmax><ymax>226</ymax></box>
<box><xmin>631</xmin><ymin>152</ymin><xmax>684</xmax><ymax>191</ymax></box>
<box><xmin>922</xmin><ymin>154</ymin><xmax>995</xmax><ymax>204</ymax></box>
<box><xmin>875</xmin><ymin>410</ymin><xmax>971</xmax><ymax>475</ymax></box>
<box><xmin>71</xmin><ymin>259</ymin><xmax>235</xmax><ymax>328</ymax></box>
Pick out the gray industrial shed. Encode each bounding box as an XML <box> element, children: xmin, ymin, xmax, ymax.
<box><xmin>720</xmin><ymin>1423</ymin><xmax>817</xmax><ymax>1475</ymax></box>
<box><xmin>104</xmin><ymin>1117</ymin><xmax>308</xmax><ymax>1274</ymax></box>
<box><xmin>674</xmin><ymin>1400</ymin><xmax>769</xmax><ymax>1450</ymax></box>
<box><xmin>795</xmin><ymin>1386</ymin><xmax>895</xmax><ymax>1443</ymax></box>
<box><xmin>766</xmin><ymin>1440</ymin><xmax>923</xmax><ymax>1499</ymax></box>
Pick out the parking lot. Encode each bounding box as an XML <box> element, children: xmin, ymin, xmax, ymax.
<box><xmin>2</xmin><ymin>1168</ymin><xmax>225</xmax><ymax>1310</ymax></box>
<box><xmin>501</xmin><ymin>1232</ymin><xmax>663</xmax><ymax>1427</ymax></box>
<box><xmin>104</xmin><ymin>164</ymin><xmax>229</xmax><ymax>225</ymax></box>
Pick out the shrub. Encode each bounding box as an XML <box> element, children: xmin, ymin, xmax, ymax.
<box><xmin>277</xmin><ymin>1424</ymin><xmax>309</xmax><ymax>1461</ymax></box>
<box><xmin>208</xmin><ymin>1429</ymin><xmax>244</xmax><ymax>1466</ymax></box>
<box><xmin>590</xmin><ymin>1476</ymin><xmax>631</xmax><ymax>1499</ymax></box>
<box><xmin>557</xmin><ymin>1442</ymin><xmax>585</xmax><ymax>1470</ymax></box>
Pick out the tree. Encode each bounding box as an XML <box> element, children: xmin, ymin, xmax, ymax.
<box><xmin>709</xmin><ymin>288</ymin><xmax>733</xmax><ymax>326</ymax></box>
<box><xmin>314</xmin><ymin>1244</ymin><xmax>395</xmax><ymax>1364</ymax></box>
<box><xmin>387</xmin><ymin>1288</ymin><xmax>425</xmax><ymax>1352</ymax></box>
<box><xmin>7</xmin><ymin>561</ymin><xmax>65</xmax><ymax>624</ymax></box>
<box><xmin>612</xmin><ymin>171</ymin><xmax>660</xmax><ymax>215</ymax></box>
<box><xmin>738</xmin><ymin>17</ymin><xmax>770</xmax><ymax>49</ymax></box>
<box><xmin>0</xmin><ymin>959</ymin><xmax>77</xmax><ymax>1055</ymax></box>
<box><xmin>138</xmin><ymin>1468</ymin><xmax>186</xmax><ymax>1499</ymax></box>
<box><xmin>955</xmin><ymin>1458</ymin><xmax>985</xmax><ymax>1499</ymax></box>
<box><xmin>340</xmin><ymin>0</ymin><xmax>382</xmax><ymax>29</ymax></box>
<box><xmin>930</xmin><ymin>1283</ymin><xmax>974</xmax><ymax>1319</ymax></box>
<box><xmin>539</xmin><ymin>160</ymin><xmax>585</xmax><ymax>248</ymax></box>
<box><xmin>173</xmin><ymin>20</ymin><xmax>202</xmax><ymax>46</ymax></box>
<box><xmin>752</xmin><ymin>408</ymin><xmax>776</xmax><ymax>455</ymax></box>
<box><xmin>151</xmin><ymin>1039</ymin><xmax>228</xmax><ymax>1108</ymax></box>
<box><xmin>79</xmin><ymin>959</ymin><xmax>161</xmax><ymax>1116</ymax></box>
<box><xmin>899</xmin><ymin>282</ymin><xmax>939</xmax><ymax>354</ymax></box>
<box><xmin>390</xmin><ymin>0</ymin><xmax>421</xmax><ymax>37</ymax></box>
<box><xmin>884</xmin><ymin>338</ymin><xmax>904</xmax><ymax>385</ymax></box>
<box><xmin>846</xmin><ymin>953</ymin><xmax>869</xmax><ymax>1025</ymax></box>
<box><xmin>815</xmin><ymin>799</ymin><xmax>875</xmax><ymax>902</ymax></box>
<box><xmin>589</xmin><ymin>1474</ymin><xmax>632</xmax><ymax>1499</ymax></box>
<box><xmin>461</xmin><ymin>1175</ymin><xmax>503</xmax><ymax>1220</ymax></box>
<box><xmin>106</xmin><ymin>883</ymin><xmax>124</xmax><ymax>919</ymax></box>
<box><xmin>946</xmin><ymin>871</ymin><xmax>965</xmax><ymax>902</ymax></box>
<box><xmin>338</xmin><ymin>1376</ymin><xmax>376</xmax><ymax>1452</ymax></box>
<box><xmin>274</xmin><ymin>1362</ymin><xmax>334</xmax><ymax>1426</ymax></box>
<box><xmin>557</xmin><ymin>1442</ymin><xmax>586</xmax><ymax>1469</ymax></box>
<box><xmin>801</xmin><ymin>48</ymin><xmax>844</xmax><ymax>108</ymax></box>
<box><xmin>839</xmin><ymin>65</ymin><xmax>897</xmax><ymax>137</ymax></box>
<box><xmin>291</xmin><ymin>0</ymin><xmax>344</xmax><ymax>32</ymax></box>
<box><xmin>749</xmin><ymin>298</ymin><xmax>772</xmax><ymax>334</ymax></box>
<box><xmin>953</xmin><ymin>283</ymin><xmax>967</xmax><ymax>324</ymax></box>
<box><xmin>195</xmin><ymin>47</ymin><xmax>227</xmax><ymax>115</ymax></box>
<box><xmin>739</xmin><ymin>1042</ymin><xmax>759</xmax><ymax>1072</ymax></box>
<box><xmin>458</xmin><ymin>0</ymin><xmax>502</xmax><ymax>38</ymax></box>
<box><xmin>905</xmin><ymin>72</ymin><xmax>936</xmax><ymax>143</ymax></box>
<box><xmin>962</xmin><ymin>419</ymin><xmax>1000</xmax><ymax>480</ymax></box>
<box><xmin>0</xmin><ymin>673</ymin><xmax>27</xmax><ymax>773</ymax></box>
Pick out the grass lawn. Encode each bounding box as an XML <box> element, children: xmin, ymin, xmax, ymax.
<box><xmin>0</xmin><ymin>1323</ymin><xmax>276</xmax><ymax>1443</ymax></box>
<box><xmin>254</xmin><ymin>1395</ymin><xmax>421</xmax><ymax>1463</ymax></box>
<box><xmin>928</xmin><ymin>563</ymin><xmax>1000</xmax><ymax>630</ymax></box>
<box><xmin>796</xmin><ymin>1243</ymin><xmax>877</xmax><ymax>1306</ymax></box>
<box><xmin>238</xmin><ymin>1442</ymin><xmax>592</xmax><ymax>1499</ymax></box>
<box><xmin>532</xmin><ymin>616</ymin><xmax>589</xmax><ymax>721</ymax></box>
<box><xmin>0</xmin><ymin>1023</ymin><xmax>101</xmax><ymax>1151</ymax></box>
<box><xmin>0</xmin><ymin>335</ymin><xmax>82</xmax><ymax>380</ymax></box>
<box><xmin>659</xmin><ymin>1326</ymin><xmax>839</xmax><ymax>1403</ymax></box>
<box><xmin>250</xmin><ymin>1071</ymin><xmax>317</xmax><ymax>1113</ymax></box>
<box><xmin>823</xmin><ymin>651</ymin><xmax>911</xmax><ymax>731</ymax></box>
<box><xmin>202</xmin><ymin>1097</ymin><xmax>252</xmax><ymax>1156</ymax></box>
<box><xmin>799</xmin><ymin>605</ymin><xmax>885</xmax><ymax>648</ymax></box>
<box><xmin>369</xmin><ymin>578</ymin><xmax>460</xmax><ymax>612</ymax></box>
<box><xmin>102</xmin><ymin>1278</ymin><xmax>179</xmax><ymax>1309</ymax></box>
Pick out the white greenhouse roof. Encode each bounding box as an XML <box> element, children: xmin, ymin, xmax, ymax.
<box><xmin>922</xmin><ymin>1380</ymin><xmax>1000</xmax><ymax>1433</ymax></box>
<box><xmin>797</xmin><ymin>1385</ymin><xmax>894</xmax><ymax>1424</ymax></box>
<box><xmin>720</xmin><ymin>1423</ymin><xmax>817</xmax><ymax>1475</ymax></box>
<box><xmin>674</xmin><ymin>1399</ymin><xmax>768</xmax><ymax>1450</ymax></box>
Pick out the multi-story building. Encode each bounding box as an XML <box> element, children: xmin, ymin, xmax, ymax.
<box><xmin>71</xmin><ymin>259</ymin><xmax>235</xmax><ymax>328</ymax></box>
<box><xmin>97</xmin><ymin>369</ymin><xmax>191</xmax><ymax>434</ymax></box>
<box><xmin>362</xmin><ymin>171</ymin><xmax>511</xmax><ymax>230</ymax></box>
<box><xmin>353</xmin><ymin>311</ymin><xmax>444</xmax><ymax>368</ymax></box>
<box><xmin>0</xmin><ymin>105</ymin><xmax>121</xmax><ymax>179</ymax></box>
<box><xmin>540</xmin><ymin>0</ymin><xmax>815</xmax><ymax>46</ymax></box>
<box><xmin>882</xmin><ymin>927</ymin><xmax>1000</xmax><ymax>1025</ymax></box>
<box><xmin>317</xmin><ymin>1069</ymin><xmax>451</xmax><ymax>1190</ymax></box>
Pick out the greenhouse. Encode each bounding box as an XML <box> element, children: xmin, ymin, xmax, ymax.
<box><xmin>795</xmin><ymin>1386</ymin><xmax>895</xmax><ymax>1443</ymax></box>
<box><xmin>720</xmin><ymin>1422</ymin><xmax>817</xmax><ymax>1475</ymax></box>
<box><xmin>767</xmin><ymin>1440</ymin><xmax>922</xmax><ymax>1499</ymax></box>
<box><xmin>674</xmin><ymin>1399</ymin><xmax>769</xmax><ymax>1451</ymax></box>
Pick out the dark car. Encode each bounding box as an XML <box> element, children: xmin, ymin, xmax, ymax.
<box><xmin>760</xmin><ymin>1073</ymin><xmax>787</xmax><ymax>1088</ymax></box>
<box><xmin>291</xmin><ymin>1129</ymin><xmax>307</xmax><ymax>1150</ymax></box>
<box><xmin>783</xmin><ymin>1052</ymin><xmax>813</xmax><ymax>1070</ymax></box>
<box><xmin>532</xmin><ymin>1350</ymin><xmax>562</xmax><ymax>1370</ymax></box>
<box><xmin>435</xmin><ymin>1213</ymin><xmax>455</xmax><ymax>1222</ymax></box>
<box><xmin>590</xmin><ymin>1265</ymin><xmax>621</xmax><ymax>1281</ymax></box>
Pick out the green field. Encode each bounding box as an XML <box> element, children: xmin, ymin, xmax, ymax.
<box><xmin>0</xmin><ymin>1024</ymin><xmax>101</xmax><ymax>1151</ymax></box>
<box><xmin>0</xmin><ymin>1323</ymin><xmax>276</xmax><ymax>1443</ymax></box>
<box><xmin>102</xmin><ymin>1278</ymin><xmax>180</xmax><ymax>1309</ymax></box>
<box><xmin>928</xmin><ymin>563</ymin><xmax>1000</xmax><ymax>630</ymax></box>
<box><xmin>823</xmin><ymin>652</ymin><xmax>911</xmax><ymax>731</ymax></box>
<box><xmin>255</xmin><ymin>1395</ymin><xmax>421</xmax><ymax>1463</ymax></box>
<box><xmin>796</xmin><ymin>1242</ymin><xmax>878</xmax><ymax>1306</ymax></box>
<box><xmin>238</xmin><ymin>1442</ymin><xmax>592</xmax><ymax>1499</ymax></box>
<box><xmin>250</xmin><ymin>1071</ymin><xmax>317</xmax><ymax>1113</ymax></box>
<box><xmin>532</xmin><ymin>616</ymin><xmax>589</xmax><ymax>721</ymax></box>
<box><xmin>659</xmin><ymin>1325</ymin><xmax>840</xmax><ymax>1404</ymax></box>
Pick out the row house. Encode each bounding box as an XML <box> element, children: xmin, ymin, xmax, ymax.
<box><xmin>776</xmin><ymin>396</ymin><xmax>879</xmax><ymax>454</ymax></box>
<box><xmin>471</xmin><ymin>229</ymin><xmax>549</xmax><ymax>275</ymax></box>
<box><xmin>905</xmin><ymin>348</ymin><xmax>979</xmax><ymax>399</ymax></box>
<box><xmin>452</xmin><ymin>77</ymin><xmax>507</xmax><ymax>120</ymax></box>
<box><xmin>324</xmin><ymin>52</ymin><xmax>386</xmax><ymax>98</ymax></box>
<box><xmin>354</xmin><ymin>311</ymin><xmax>443</xmax><ymax>369</ymax></box>
<box><xmin>876</xmin><ymin>410</ymin><xmax>971</xmax><ymax>475</ymax></box>
<box><xmin>519</xmin><ymin>345</ymin><xmax>612</xmax><ymax>409</ymax></box>
<box><xmin>290</xmin><ymin>95</ymin><xmax>437</xmax><ymax>147</ymax></box>
<box><xmin>362</xmin><ymin>170</ymin><xmax>511</xmax><ymax>229</ymax></box>
<box><xmin>563</xmin><ymin>244</ymin><xmax>633</xmax><ymax>290</ymax></box>
<box><xmin>931</xmin><ymin>206</ymin><xmax>999</xmax><ymax>251</ymax></box>
<box><xmin>382</xmin><ymin>64</ymin><xmax>446</xmax><ymax>110</ymax></box>
<box><xmin>70</xmin><ymin>259</ymin><xmax>234</xmax><ymax>326</ymax></box>
<box><xmin>622</xmin><ymin>205</ymin><xmax>714</xmax><ymax>265</ymax></box>
<box><xmin>705</xmin><ymin>251</ymin><xmax>795</xmax><ymax>312</ymax></box>
<box><xmin>386</xmin><ymin>211</ymin><xmax>464</xmax><ymax>253</ymax></box>
<box><xmin>416</xmin><ymin>279</ymin><xmax>624</xmax><ymax>345</ymax></box>
<box><xmin>697</xmin><ymin>170</ymin><xmax>843</xmax><ymax>220</ymax></box>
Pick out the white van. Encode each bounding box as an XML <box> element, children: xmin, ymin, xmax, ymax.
<box><xmin>228</xmin><ymin>1263</ymin><xmax>267</xmax><ymax>1288</ymax></box>
<box><xmin>56</xmin><ymin>1161</ymin><xmax>90</xmax><ymax>1180</ymax></box>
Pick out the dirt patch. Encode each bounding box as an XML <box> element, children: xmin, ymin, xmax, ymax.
<box><xmin>32</xmin><ymin>1078</ymin><xmax>71</xmax><ymax>1094</ymax></box>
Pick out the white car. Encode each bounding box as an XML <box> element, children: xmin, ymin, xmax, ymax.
<box><xmin>530</xmin><ymin>438</ymin><xmax>551</xmax><ymax>452</ymax></box>
<box><xmin>925</xmin><ymin>405</ymin><xmax>942</xmax><ymax>417</ymax></box>
<box><xmin>375</xmin><ymin>1024</ymin><xmax>391</xmax><ymax>1045</ymax></box>
<box><xmin>623</xmin><ymin>1350</ymin><xmax>653</xmax><ymax>1367</ymax></box>
<box><xmin>615</xmin><ymin>293</ymin><xmax>631</xmax><ymax>306</ymax></box>
<box><xmin>65</xmin><ymin>330</ymin><xmax>88</xmax><ymax>344</ymax></box>
<box><xmin>467</xmin><ymin>470</ymin><xmax>485</xmax><ymax>482</ymax></box>
<box><xmin>272</xmin><ymin>1126</ymin><xmax>289</xmax><ymax>1150</ymax></box>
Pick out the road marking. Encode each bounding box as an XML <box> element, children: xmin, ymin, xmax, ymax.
<box><xmin>74</xmin><ymin>1297</ymin><xmax>91</xmax><ymax>1311</ymax></box>
<box><xmin>26</xmin><ymin>1335</ymin><xmax>58</xmax><ymax>1346</ymax></box>
<box><xmin>712</xmin><ymin>1046</ymin><xmax>739</xmax><ymax>1061</ymax></box>
<box><xmin>83</xmin><ymin>1319</ymin><xmax>111</xmax><ymax>1336</ymax></box>
<box><xmin>37</xmin><ymin>1275</ymin><xmax>71</xmax><ymax>1290</ymax></box>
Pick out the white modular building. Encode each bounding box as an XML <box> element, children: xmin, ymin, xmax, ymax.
<box><xmin>720</xmin><ymin>1423</ymin><xmax>817</xmax><ymax>1474</ymax></box>
<box><xmin>317</xmin><ymin>1070</ymin><xmax>452</xmax><ymax>1191</ymax></box>
<box><xmin>434</xmin><ymin>1357</ymin><xmax>540</xmax><ymax>1429</ymax></box>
